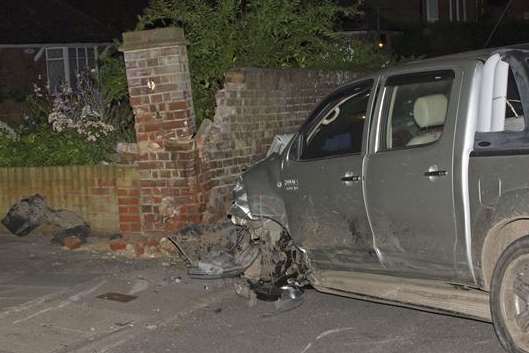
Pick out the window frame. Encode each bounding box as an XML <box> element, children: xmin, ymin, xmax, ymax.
<box><xmin>293</xmin><ymin>79</ymin><xmax>374</xmax><ymax>162</ymax></box>
<box><xmin>425</xmin><ymin>0</ymin><xmax>440</xmax><ymax>23</ymax></box>
<box><xmin>376</xmin><ymin>70</ymin><xmax>456</xmax><ymax>153</ymax></box>
<box><xmin>45</xmin><ymin>47</ymin><xmax>68</xmax><ymax>92</ymax></box>
<box><xmin>45</xmin><ymin>46</ymin><xmax>99</xmax><ymax>92</ymax></box>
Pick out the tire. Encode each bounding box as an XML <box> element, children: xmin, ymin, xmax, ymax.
<box><xmin>491</xmin><ymin>235</ymin><xmax>529</xmax><ymax>353</ymax></box>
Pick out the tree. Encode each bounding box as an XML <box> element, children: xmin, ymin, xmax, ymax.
<box><xmin>138</xmin><ymin>0</ymin><xmax>387</xmax><ymax>124</ymax></box>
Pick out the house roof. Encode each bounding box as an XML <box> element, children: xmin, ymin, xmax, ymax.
<box><xmin>0</xmin><ymin>0</ymin><xmax>116</xmax><ymax>45</ymax></box>
<box><xmin>64</xmin><ymin>0</ymin><xmax>150</xmax><ymax>35</ymax></box>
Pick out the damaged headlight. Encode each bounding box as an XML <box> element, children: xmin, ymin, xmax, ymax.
<box><xmin>230</xmin><ymin>177</ymin><xmax>253</xmax><ymax>224</ymax></box>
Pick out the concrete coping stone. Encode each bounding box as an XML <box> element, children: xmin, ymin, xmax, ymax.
<box><xmin>120</xmin><ymin>27</ymin><xmax>187</xmax><ymax>52</ymax></box>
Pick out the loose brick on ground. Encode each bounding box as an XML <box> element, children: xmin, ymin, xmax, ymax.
<box><xmin>63</xmin><ymin>236</ymin><xmax>82</xmax><ymax>250</ymax></box>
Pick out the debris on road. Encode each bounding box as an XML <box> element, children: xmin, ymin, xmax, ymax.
<box><xmin>51</xmin><ymin>224</ymin><xmax>90</xmax><ymax>245</ymax></box>
<box><xmin>2</xmin><ymin>194</ymin><xmax>91</xmax><ymax>246</ymax></box>
<box><xmin>166</xmin><ymin>236</ymin><xmax>193</xmax><ymax>267</ymax></box>
<box><xmin>165</xmin><ymin>223</ymin><xmax>237</xmax><ymax>265</ymax></box>
<box><xmin>165</xmin><ymin>223</ymin><xmax>260</xmax><ymax>279</ymax></box>
<box><xmin>96</xmin><ymin>292</ymin><xmax>138</xmax><ymax>303</ymax></box>
<box><xmin>189</xmin><ymin>246</ymin><xmax>259</xmax><ymax>279</ymax></box>
<box><xmin>109</xmin><ymin>239</ymin><xmax>128</xmax><ymax>252</ymax></box>
<box><xmin>63</xmin><ymin>236</ymin><xmax>82</xmax><ymax>250</ymax></box>
<box><xmin>175</xmin><ymin>216</ymin><xmax>309</xmax><ymax>313</ymax></box>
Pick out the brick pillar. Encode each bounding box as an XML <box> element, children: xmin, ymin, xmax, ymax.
<box><xmin>121</xmin><ymin>27</ymin><xmax>201</xmax><ymax>234</ymax></box>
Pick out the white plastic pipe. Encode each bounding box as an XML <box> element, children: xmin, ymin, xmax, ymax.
<box><xmin>477</xmin><ymin>53</ymin><xmax>500</xmax><ymax>132</ymax></box>
<box><xmin>491</xmin><ymin>60</ymin><xmax>509</xmax><ymax>131</ymax></box>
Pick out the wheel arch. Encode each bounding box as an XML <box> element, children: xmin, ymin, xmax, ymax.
<box><xmin>481</xmin><ymin>217</ymin><xmax>529</xmax><ymax>290</ymax></box>
<box><xmin>473</xmin><ymin>186</ymin><xmax>529</xmax><ymax>290</ymax></box>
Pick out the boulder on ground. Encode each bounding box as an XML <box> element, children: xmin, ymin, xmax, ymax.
<box><xmin>2</xmin><ymin>194</ymin><xmax>90</xmax><ymax>245</ymax></box>
<box><xmin>1</xmin><ymin>194</ymin><xmax>48</xmax><ymax>236</ymax></box>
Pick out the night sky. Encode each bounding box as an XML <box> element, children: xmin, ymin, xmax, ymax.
<box><xmin>63</xmin><ymin>0</ymin><xmax>151</xmax><ymax>33</ymax></box>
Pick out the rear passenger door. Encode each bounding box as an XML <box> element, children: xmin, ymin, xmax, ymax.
<box><xmin>365</xmin><ymin>70</ymin><xmax>461</xmax><ymax>280</ymax></box>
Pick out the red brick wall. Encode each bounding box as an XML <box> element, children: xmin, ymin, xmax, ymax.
<box><xmin>115</xmin><ymin>167</ymin><xmax>142</xmax><ymax>234</ymax></box>
<box><xmin>0</xmin><ymin>48</ymin><xmax>47</xmax><ymax>125</ymax></box>
<box><xmin>122</xmin><ymin>28</ymin><xmax>360</xmax><ymax>232</ymax></box>
<box><xmin>0</xmin><ymin>48</ymin><xmax>46</xmax><ymax>93</ymax></box>
<box><xmin>195</xmin><ymin>68</ymin><xmax>360</xmax><ymax>222</ymax></box>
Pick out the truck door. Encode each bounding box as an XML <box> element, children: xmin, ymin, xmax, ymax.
<box><xmin>365</xmin><ymin>70</ymin><xmax>461</xmax><ymax>279</ymax></box>
<box><xmin>281</xmin><ymin>79</ymin><xmax>382</xmax><ymax>272</ymax></box>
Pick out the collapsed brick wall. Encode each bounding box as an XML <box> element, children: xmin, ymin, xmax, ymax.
<box><xmin>196</xmin><ymin>68</ymin><xmax>359</xmax><ymax>222</ymax></box>
<box><xmin>122</xmin><ymin>27</ymin><xmax>362</xmax><ymax>233</ymax></box>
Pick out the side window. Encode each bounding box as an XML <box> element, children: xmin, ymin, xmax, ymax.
<box><xmin>301</xmin><ymin>84</ymin><xmax>371</xmax><ymax>160</ymax></box>
<box><xmin>504</xmin><ymin>68</ymin><xmax>526</xmax><ymax>131</ymax></box>
<box><xmin>381</xmin><ymin>71</ymin><xmax>454</xmax><ymax>150</ymax></box>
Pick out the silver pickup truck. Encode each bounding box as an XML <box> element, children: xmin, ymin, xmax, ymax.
<box><xmin>192</xmin><ymin>46</ymin><xmax>529</xmax><ymax>353</ymax></box>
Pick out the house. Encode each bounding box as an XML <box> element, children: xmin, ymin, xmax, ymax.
<box><xmin>0</xmin><ymin>0</ymin><xmax>115</xmax><ymax>124</ymax></box>
<box><xmin>365</xmin><ymin>0</ymin><xmax>529</xmax><ymax>29</ymax></box>
<box><xmin>0</xmin><ymin>0</ymin><xmax>115</xmax><ymax>93</ymax></box>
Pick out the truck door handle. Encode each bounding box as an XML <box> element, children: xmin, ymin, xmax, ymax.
<box><xmin>424</xmin><ymin>170</ymin><xmax>447</xmax><ymax>177</ymax></box>
<box><xmin>341</xmin><ymin>175</ymin><xmax>361</xmax><ymax>182</ymax></box>
<box><xmin>424</xmin><ymin>165</ymin><xmax>446</xmax><ymax>180</ymax></box>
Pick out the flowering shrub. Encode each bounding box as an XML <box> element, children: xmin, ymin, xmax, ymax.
<box><xmin>0</xmin><ymin>121</ymin><xmax>18</xmax><ymax>140</ymax></box>
<box><xmin>0</xmin><ymin>77</ymin><xmax>116</xmax><ymax>167</ymax></box>
<box><xmin>47</xmin><ymin>75</ymin><xmax>115</xmax><ymax>142</ymax></box>
<box><xmin>0</xmin><ymin>60</ymin><xmax>132</xmax><ymax>166</ymax></box>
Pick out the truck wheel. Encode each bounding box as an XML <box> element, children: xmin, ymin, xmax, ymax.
<box><xmin>491</xmin><ymin>235</ymin><xmax>529</xmax><ymax>353</ymax></box>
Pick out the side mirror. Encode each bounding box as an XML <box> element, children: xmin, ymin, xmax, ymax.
<box><xmin>266</xmin><ymin>134</ymin><xmax>296</xmax><ymax>157</ymax></box>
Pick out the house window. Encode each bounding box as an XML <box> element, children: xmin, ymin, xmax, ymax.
<box><xmin>46</xmin><ymin>48</ymin><xmax>66</xmax><ymax>93</ymax></box>
<box><xmin>46</xmin><ymin>47</ymin><xmax>97</xmax><ymax>92</ymax></box>
<box><xmin>425</xmin><ymin>0</ymin><xmax>440</xmax><ymax>22</ymax></box>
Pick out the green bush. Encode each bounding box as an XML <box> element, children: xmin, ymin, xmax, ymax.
<box><xmin>0</xmin><ymin>65</ymin><xmax>132</xmax><ymax>167</ymax></box>
<box><xmin>0</xmin><ymin>51</ymin><xmax>136</xmax><ymax>167</ymax></box>
<box><xmin>98</xmin><ymin>51</ymin><xmax>136</xmax><ymax>142</ymax></box>
<box><xmin>0</xmin><ymin>127</ymin><xmax>116</xmax><ymax>167</ymax></box>
<box><xmin>0</xmin><ymin>87</ymin><xmax>29</xmax><ymax>103</ymax></box>
<box><xmin>138</xmin><ymin>0</ymin><xmax>389</xmax><ymax>125</ymax></box>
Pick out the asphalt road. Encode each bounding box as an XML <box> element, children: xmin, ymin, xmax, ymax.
<box><xmin>0</xmin><ymin>234</ymin><xmax>507</xmax><ymax>353</ymax></box>
<box><xmin>113</xmin><ymin>287</ymin><xmax>505</xmax><ymax>353</ymax></box>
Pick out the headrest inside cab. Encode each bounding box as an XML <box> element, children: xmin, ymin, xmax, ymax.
<box><xmin>413</xmin><ymin>94</ymin><xmax>448</xmax><ymax>128</ymax></box>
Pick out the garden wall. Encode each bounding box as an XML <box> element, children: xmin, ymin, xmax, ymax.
<box><xmin>196</xmin><ymin>68</ymin><xmax>359</xmax><ymax>222</ymax></box>
<box><xmin>121</xmin><ymin>27</ymin><xmax>361</xmax><ymax>233</ymax></box>
<box><xmin>0</xmin><ymin>165</ymin><xmax>141</xmax><ymax>235</ymax></box>
<box><xmin>0</xmin><ymin>28</ymin><xmax>363</xmax><ymax>238</ymax></box>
